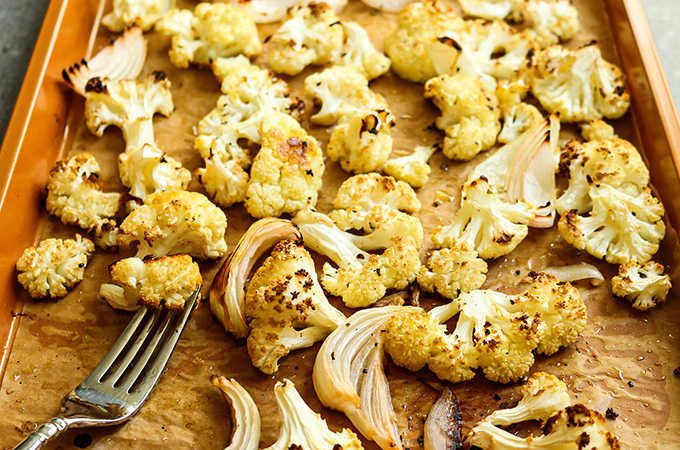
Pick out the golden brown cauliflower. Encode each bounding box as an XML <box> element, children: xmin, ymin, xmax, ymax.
<box><xmin>99</xmin><ymin>254</ymin><xmax>202</xmax><ymax>311</ymax></box>
<box><xmin>417</xmin><ymin>241</ymin><xmax>488</xmax><ymax>300</ymax></box>
<box><xmin>155</xmin><ymin>2</ymin><xmax>262</xmax><ymax>68</ymax></box>
<box><xmin>16</xmin><ymin>235</ymin><xmax>95</xmax><ymax>299</ymax></box>
<box><xmin>45</xmin><ymin>153</ymin><xmax>120</xmax><ymax>231</ymax></box>
<box><xmin>118</xmin><ymin>190</ymin><xmax>228</xmax><ymax>260</ymax></box>
<box><xmin>383</xmin><ymin>0</ymin><xmax>464</xmax><ymax>83</ymax></box>
<box><xmin>245</xmin><ymin>113</ymin><xmax>325</xmax><ymax>219</ymax></box>
<box><xmin>424</xmin><ymin>72</ymin><xmax>501</xmax><ymax>161</ymax></box>
<box><xmin>267</xmin><ymin>2</ymin><xmax>344</xmax><ymax>76</ymax></box>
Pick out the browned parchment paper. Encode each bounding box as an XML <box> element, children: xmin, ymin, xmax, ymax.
<box><xmin>2</xmin><ymin>1</ymin><xmax>680</xmax><ymax>449</ymax></box>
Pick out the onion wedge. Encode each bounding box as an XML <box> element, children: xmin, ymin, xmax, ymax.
<box><xmin>424</xmin><ymin>388</ymin><xmax>462</xmax><ymax>450</ymax></box>
<box><xmin>469</xmin><ymin>114</ymin><xmax>560</xmax><ymax>228</ymax></box>
<box><xmin>209</xmin><ymin>218</ymin><xmax>302</xmax><ymax>339</ymax></box>
<box><xmin>232</xmin><ymin>0</ymin><xmax>348</xmax><ymax>23</ymax></box>
<box><xmin>313</xmin><ymin>306</ymin><xmax>420</xmax><ymax>450</ymax></box>
<box><xmin>62</xmin><ymin>27</ymin><xmax>147</xmax><ymax>96</ymax></box>
<box><xmin>211</xmin><ymin>376</ymin><xmax>261</xmax><ymax>450</ymax></box>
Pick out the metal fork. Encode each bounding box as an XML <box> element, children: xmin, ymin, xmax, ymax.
<box><xmin>12</xmin><ymin>288</ymin><xmax>201</xmax><ymax>450</ymax></box>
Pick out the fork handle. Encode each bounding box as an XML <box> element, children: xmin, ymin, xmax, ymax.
<box><xmin>13</xmin><ymin>418</ymin><xmax>69</xmax><ymax>450</ymax></box>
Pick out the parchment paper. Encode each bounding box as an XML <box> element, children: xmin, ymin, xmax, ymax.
<box><xmin>2</xmin><ymin>1</ymin><xmax>680</xmax><ymax>449</ymax></box>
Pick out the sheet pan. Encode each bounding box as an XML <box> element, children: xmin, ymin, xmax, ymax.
<box><xmin>1</xmin><ymin>0</ymin><xmax>680</xmax><ymax>449</ymax></box>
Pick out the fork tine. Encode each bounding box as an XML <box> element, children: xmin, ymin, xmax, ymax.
<box><xmin>137</xmin><ymin>289</ymin><xmax>200</xmax><ymax>390</ymax></box>
<box><xmin>105</xmin><ymin>307</ymin><xmax>165</xmax><ymax>386</ymax></box>
<box><xmin>115</xmin><ymin>309</ymin><xmax>177</xmax><ymax>392</ymax></box>
<box><xmin>87</xmin><ymin>306</ymin><xmax>155</xmax><ymax>382</ymax></box>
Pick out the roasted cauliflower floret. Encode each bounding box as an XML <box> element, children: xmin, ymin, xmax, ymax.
<box><xmin>45</xmin><ymin>153</ymin><xmax>120</xmax><ymax>230</ymax></box>
<box><xmin>383</xmin><ymin>0</ymin><xmax>464</xmax><ymax>83</ymax></box>
<box><xmin>102</xmin><ymin>0</ymin><xmax>169</xmax><ymax>32</ymax></box>
<box><xmin>155</xmin><ymin>2</ymin><xmax>261</xmax><ymax>68</ymax></box>
<box><xmin>245</xmin><ymin>113</ymin><xmax>325</xmax><ymax>219</ymax></box>
<box><xmin>432</xmin><ymin>177</ymin><xmax>536</xmax><ymax>259</ymax></box>
<box><xmin>424</xmin><ymin>73</ymin><xmax>501</xmax><ymax>161</ymax></box>
<box><xmin>382</xmin><ymin>145</ymin><xmax>438</xmax><ymax>188</ymax></box>
<box><xmin>99</xmin><ymin>254</ymin><xmax>202</xmax><ymax>311</ymax></box>
<box><xmin>338</xmin><ymin>21</ymin><xmax>391</xmax><ymax>80</ymax></box>
<box><xmin>521</xmin><ymin>271</ymin><xmax>588</xmax><ymax>355</ymax></box>
<box><xmin>611</xmin><ymin>261</ymin><xmax>672</xmax><ymax>311</ymax></box>
<box><xmin>326</xmin><ymin>109</ymin><xmax>395</xmax><ymax>174</ymax></box>
<box><xmin>292</xmin><ymin>206</ymin><xmax>420</xmax><ymax>308</ymax></box>
<box><xmin>332</xmin><ymin>172</ymin><xmax>422</xmax><ymax>213</ymax></box>
<box><xmin>526</xmin><ymin>0</ymin><xmax>580</xmax><ymax>48</ymax></box>
<box><xmin>556</xmin><ymin>138</ymin><xmax>649</xmax><ymax>214</ymax></box>
<box><xmin>267</xmin><ymin>2</ymin><xmax>344</xmax><ymax>76</ymax></box>
<box><xmin>118</xmin><ymin>190</ymin><xmax>228</xmax><ymax>260</ymax></box>
<box><xmin>304</xmin><ymin>66</ymin><xmax>388</xmax><ymax>126</ymax></box>
<box><xmin>529</xmin><ymin>43</ymin><xmax>630</xmax><ymax>122</ymax></box>
<box><xmin>83</xmin><ymin>72</ymin><xmax>173</xmax><ymax>151</ymax></box>
<box><xmin>245</xmin><ymin>239</ymin><xmax>346</xmax><ymax>374</ymax></box>
<box><xmin>195</xmin><ymin>56</ymin><xmax>303</xmax><ymax>207</ymax></box>
<box><xmin>329</xmin><ymin>172</ymin><xmax>424</xmax><ymax>248</ymax></box>
<box><xmin>498</xmin><ymin>102</ymin><xmax>544</xmax><ymax>144</ymax></box>
<box><xmin>417</xmin><ymin>241</ymin><xmax>488</xmax><ymax>300</ymax></box>
<box><xmin>580</xmin><ymin>118</ymin><xmax>617</xmax><ymax>141</ymax></box>
<box><xmin>118</xmin><ymin>143</ymin><xmax>191</xmax><ymax>200</ymax></box>
<box><xmin>269</xmin><ymin>379</ymin><xmax>364</xmax><ymax>450</ymax></box>
<box><xmin>558</xmin><ymin>184</ymin><xmax>665</xmax><ymax>265</ymax></box>
<box><xmin>494</xmin><ymin>78</ymin><xmax>530</xmax><ymax>105</ymax></box>
<box><xmin>452</xmin><ymin>19</ymin><xmax>537</xmax><ymax>89</ymax></box>
<box><xmin>384</xmin><ymin>273</ymin><xmax>585</xmax><ymax>384</ymax></box>
<box><xmin>458</xmin><ymin>0</ymin><xmax>526</xmax><ymax>21</ymax></box>
<box><xmin>16</xmin><ymin>235</ymin><xmax>95</xmax><ymax>299</ymax></box>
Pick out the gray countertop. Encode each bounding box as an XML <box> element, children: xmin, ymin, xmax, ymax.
<box><xmin>0</xmin><ymin>0</ymin><xmax>678</xmax><ymax>145</ymax></box>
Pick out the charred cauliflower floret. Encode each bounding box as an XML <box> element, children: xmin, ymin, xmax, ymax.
<box><xmin>498</xmin><ymin>102</ymin><xmax>544</xmax><ymax>144</ymax></box>
<box><xmin>267</xmin><ymin>2</ymin><xmax>344</xmax><ymax>76</ymax></box>
<box><xmin>155</xmin><ymin>2</ymin><xmax>261</xmax><ymax>68</ymax></box>
<box><xmin>102</xmin><ymin>0</ymin><xmax>169</xmax><ymax>32</ymax></box>
<box><xmin>329</xmin><ymin>173</ymin><xmax>423</xmax><ymax>248</ymax></box>
<box><xmin>382</xmin><ymin>145</ymin><xmax>438</xmax><ymax>188</ymax></box>
<box><xmin>245</xmin><ymin>239</ymin><xmax>347</xmax><ymax>374</ymax></box>
<box><xmin>292</xmin><ymin>206</ymin><xmax>420</xmax><ymax>308</ymax></box>
<box><xmin>118</xmin><ymin>143</ymin><xmax>191</xmax><ymax>201</ymax></box>
<box><xmin>417</xmin><ymin>241</ymin><xmax>488</xmax><ymax>300</ymax></box>
<box><xmin>558</xmin><ymin>184</ymin><xmax>665</xmax><ymax>265</ymax></box>
<box><xmin>99</xmin><ymin>254</ymin><xmax>202</xmax><ymax>311</ymax></box>
<box><xmin>304</xmin><ymin>66</ymin><xmax>388</xmax><ymax>126</ymax></box>
<box><xmin>383</xmin><ymin>0</ymin><xmax>464</xmax><ymax>83</ymax></box>
<box><xmin>458</xmin><ymin>0</ymin><xmax>526</xmax><ymax>21</ymax></box>
<box><xmin>245</xmin><ymin>113</ymin><xmax>325</xmax><ymax>219</ymax></box>
<box><xmin>529</xmin><ymin>43</ymin><xmax>630</xmax><ymax>122</ymax></box>
<box><xmin>118</xmin><ymin>190</ymin><xmax>228</xmax><ymax>260</ymax></box>
<box><xmin>556</xmin><ymin>138</ymin><xmax>649</xmax><ymax>214</ymax></box>
<box><xmin>384</xmin><ymin>273</ymin><xmax>586</xmax><ymax>384</ymax></box>
<box><xmin>326</xmin><ymin>109</ymin><xmax>395</xmax><ymax>174</ymax></box>
<box><xmin>424</xmin><ymin>73</ymin><xmax>501</xmax><ymax>161</ymax></box>
<box><xmin>195</xmin><ymin>56</ymin><xmax>303</xmax><ymax>207</ymax></box>
<box><xmin>580</xmin><ymin>118</ymin><xmax>617</xmax><ymax>141</ymax></box>
<box><xmin>433</xmin><ymin>177</ymin><xmax>536</xmax><ymax>259</ymax></box>
<box><xmin>611</xmin><ymin>261</ymin><xmax>672</xmax><ymax>311</ymax></box>
<box><xmin>453</xmin><ymin>19</ymin><xmax>537</xmax><ymax>89</ymax></box>
<box><xmin>16</xmin><ymin>235</ymin><xmax>95</xmax><ymax>299</ymax></box>
<box><xmin>338</xmin><ymin>21</ymin><xmax>391</xmax><ymax>80</ymax></box>
<box><xmin>495</xmin><ymin>78</ymin><xmax>530</xmax><ymax>105</ymax></box>
<box><xmin>83</xmin><ymin>72</ymin><xmax>173</xmax><ymax>151</ymax></box>
<box><xmin>464</xmin><ymin>372</ymin><xmax>620</xmax><ymax>449</ymax></box>
<box><xmin>526</xmin><ymin>0</ymin><xmax>580</xmax><ymax>48</ymax></box>
<box><xmin>45</xmin><ymin>153</ymin><xmax>120</xmax><ymax>231</ymax></box>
